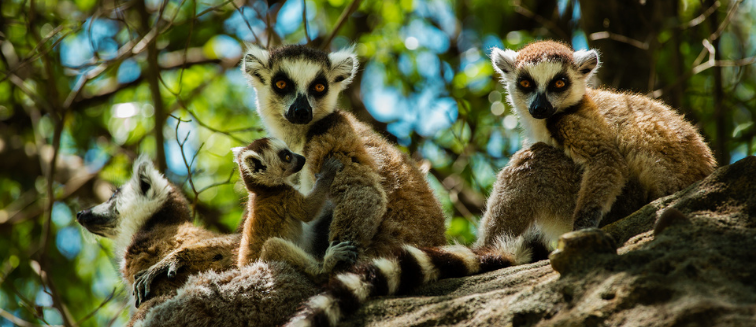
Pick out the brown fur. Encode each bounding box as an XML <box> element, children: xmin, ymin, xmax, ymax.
<box><xmin>236</xmin><ymin>163</ymin><xmax>339</xmax><ymax>266</ymax></box>
<box><xmin>515</xmin><ymin>40</ymin><xmax>575</xmax><ymax>67</ymax></box>
<box><xmin>125</xmin><ymin>187</ymin><xmax>240</xmax><ymax>307</ymax></box>
<box><xmin>304</xmin><ymin>111</ymin><xmax>447</xmax><ymax>257</ymax></box>
<box><xmin>480</xmin><ymin>44</ymin><xmax>716</xmax><ymax>248</ymax></box>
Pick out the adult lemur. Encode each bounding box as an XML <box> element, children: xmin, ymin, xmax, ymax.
<box><xmin>241</xmin><ymin>44</ymin><xmax>447</xmax><ymax>270</ymax></box>
<box><xmin>76</xmin><ymin>155</ymin><xmax>240</xmax><ymax>308</ymax></box>
<box><xmin>479</xmin><ymin>40</ymin><xmax>716</xmax><ymax>251</ymax></box>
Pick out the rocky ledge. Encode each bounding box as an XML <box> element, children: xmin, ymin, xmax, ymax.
<box><xmin>342</xmin><ymin>156</ymin><xmax>756</xmax><ymax>327</ymax></box>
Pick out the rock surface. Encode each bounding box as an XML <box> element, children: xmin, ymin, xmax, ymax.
<box><xmin>342</xmin><ymin>156</ymin><xmax>756</xmax><ymax>327</ymax></box>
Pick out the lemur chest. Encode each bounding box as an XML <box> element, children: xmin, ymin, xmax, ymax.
<box><xmin>520</xmin><ymin>116</ymin><xmax>558</xmax><ymax>148</ymax></box>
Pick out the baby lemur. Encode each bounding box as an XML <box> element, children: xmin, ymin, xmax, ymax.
<box><xmin>76</xmin><ymin>155</ymin><xmax>240</xmax><ymax>308</ymax></box>
<box><xmin>480</xmin><ymin>40</ymin><xmax>716</xmax><ymax>250</ymax></box>
<box><xmin>233</xmin><ymin>137</ymin><xmax>355</xmax><ymax>277</ymax></box>
<box><xmin>241</xmin><ymin>45</ymin><xmax>447</xmax><ymax>271</ymax></box>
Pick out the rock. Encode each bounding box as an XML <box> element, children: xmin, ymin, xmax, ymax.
<box><xmin>341</xmin><ymin>156</ymin><xmax>756</xmax><ymax>327</ymax></box>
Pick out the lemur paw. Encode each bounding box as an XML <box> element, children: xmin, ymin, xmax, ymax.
<box><xmin>132</xmin><ymin>261</ymin><xmax>181</xmax><ymax>307</ymax></box>
<box><xmin>572</xmin><ymin>209</ymin><xmax>602</xmax><ymax>230</ymax></box>
<box><xmin>323</xmin><ymin>241</ymin><xmax>358</xmax><ymax>273</ymax></box>
<box><xmin>318</xmin><ymin>157</ymin><xmax>344</xmax><ymax>180</ymax></box>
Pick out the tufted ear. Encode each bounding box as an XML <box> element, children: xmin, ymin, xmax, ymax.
<box><xmin>132</xmin><ymin>154</ymin><xmax>156</xmax><ymax>196</ymax></box>
<box><xmin>573</xmin><ymin>49</ymin><xmax>600</xmax><ymax>77</ymax></box>
<box><xmin>241</xmin><ymin>44</ymin><xmax>271</xmax><ymax>86</ymax></box>
<box><xmin>490</xmin><ymin>47</ymin><xmax>518</xmax><ymax>78</ymax></box>
<box><xmin>328</xmin><ymin>46</ymin><xmax>359</xmax><ymax>87</ymax></box>
<box><xmin>231</xmin><ymin>147</ymin><xmax>245</xmax><ymax>162</ymax></box>
<box><xmin>239</xmin><ymin>150</ymin><xmax>266</xmax><ymax>174</ymax></box>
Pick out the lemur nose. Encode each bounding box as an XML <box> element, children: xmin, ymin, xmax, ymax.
<box><xmin>76</xmin><ymin>209</ymin><xmax>89</xmax><ymax>222</ymax></box>
<box><xmin>287</xmin><ymin>94</ymin><xmax>313</xmax><ymax>124</ymax></box>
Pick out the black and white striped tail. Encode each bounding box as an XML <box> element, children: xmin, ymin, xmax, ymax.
<box><xmin>285</xmin><ymin>237</ymin><xmax>529</xmax><ymax>327</ymax></box>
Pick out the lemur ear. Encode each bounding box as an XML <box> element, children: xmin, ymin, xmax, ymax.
<box><xmin>241</xmin><ymin>44</ymin><xmax>271</xmax><ymax>86</ymax></box>
<box><xmin>240</xmin><ymin>150</ymin><xmax>266</xmax><ymax>173</ymax></box>
<box><xmin>132</xmin><ymin>154</ymin><xmax>155</xmax><ymax>195</ymax></box>
<box><xmin>231</xmin><ymin>147</ymin><xmax>245</xmax><ymax>162</ymax></box>
<box><xmin>490</xmin><ymin>47</ymin><xmax>518</xmax><ymax>77</ymax></box>
<box><xmin>573</xmin><ymin>49</ymin><xmax>600</xmax><ymax>77</ymax></box>
<box><xmin>328</xmin><ymin>46</ymin><xmax>359</xmax><ymax>87</ymax></box>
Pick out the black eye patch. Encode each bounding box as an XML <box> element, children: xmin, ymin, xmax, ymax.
<box><xmin>547</xmin><ymin>73</ymin><xmax>571</xmax><ymax>93</ymax></box>
<box><xmin>271</xmin><ymin>72</ymin><xmax>294</xmax><ymax>96</ymax></box>
<box><xmin>278</xmin><ymin>149</ymin><xmax>292</xmax><ymax>163</ymax></box>
<box><xmin>309</xmin><ymin>74</ymin><xmax>329</xmax><ymax>98</ymax></box>
<box><xmin>516</xmin><ymin>73</ymin><xmax>536</xmax><ymax>93</ymax></box>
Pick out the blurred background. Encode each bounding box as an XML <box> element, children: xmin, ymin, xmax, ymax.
<box><xmin>1</xmin><ymin>0</ymin><xmax>754</xmax><ymax>325</ymax></box>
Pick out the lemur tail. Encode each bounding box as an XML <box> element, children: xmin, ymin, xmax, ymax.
<box><xmin>285</xmin><ymin>237</ymin><xmax>530</xmax><ymax>327</ymax></box>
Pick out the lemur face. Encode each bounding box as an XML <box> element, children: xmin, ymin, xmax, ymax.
<box><xmin>77</xmin><ymin>155</ymin><xmax>170</xmax><ymax>239</ymax></box>
<box><xmin>491</xmin><ymin>41</ymin><xmax>600</xmax><ymax>119</ymax></box>
<box><xmin>241</xmin><ymin>45</ymin><xmax>358</xmax><ymax>126</ymax></box>
<box><xmin>232</xmin><ymin>138</ymin><xmax>306</xmax><ymax>189</ymax></box>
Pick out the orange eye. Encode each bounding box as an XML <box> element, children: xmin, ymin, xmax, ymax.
<box><xmin>554</xmin><ymin>80</ymin><xmax>566</xmax><ymax>88</ymax></box>
<box><xmin>275</xmin><ymin>80</ymin><xmax>287</xmax><ymax>89</ymax></box>
<box><xmin>519</xmin><ymin>80</ymin><xmax>531</xmax><ymax>88</ymax></box>
<box><xmin>314</xmin><ymin>84</ymin><xmax>325</xmax><ymax>92</ymax></box>
<box><xmin>285</xmin><ymin>154</ymin><xmax>291</xmax><ymax>162</ymax></box>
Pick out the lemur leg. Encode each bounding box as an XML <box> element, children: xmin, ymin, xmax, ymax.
<box><xmin>477</xmin><ymin>143</ymin><xmax>582</xmax><ymax>248</ymax></box>
<box><xmin>260</xmin><ymin>237</ymin><xmax>357</xmax><ymax>283</ymax></box>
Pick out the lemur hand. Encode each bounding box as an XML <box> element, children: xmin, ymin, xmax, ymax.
<box><xmin>316</xmin><ymin>157</ymin><xmax>344</xmax><ymax>183</ymax></box>
<box><xmin>322</xmin><ymin>241</ymin><xmax>358</xmax><ymax>273</ymax></box>
<box><xmin>133</xmin><ymin>258</ymin><xmax>183</xmax><ymax>307</ymax></box>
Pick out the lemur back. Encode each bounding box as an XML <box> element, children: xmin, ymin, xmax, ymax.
<box><xmin>76</xmin><ymin>155</ymin><xmax>239</xmax><ymax>309</ymax></box>
<box><xmin>480</xmin><ymin>40</ymin><xmax>716</xmax><ymax>250</ymax></box>
<box><xmin>241</xmin><ymin>45</ymin><xmax>446</xmax><ymax>271</ymax></box>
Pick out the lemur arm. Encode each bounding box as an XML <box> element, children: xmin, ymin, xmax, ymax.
<box><xmin>323</xmin><ymin>153</ymin><xmax>388</xmax><ymax>254</ymax></box>
<box><xmin>133</xmin><ymin>236</ymin><xmax>237</xmax><ymax>306</ymax></box>
<box><xmin>555</xmin><ymin>112</ymin><xmax>628</xmax><ymax>230</ymax></box>
<box><xmin>288</xmin><ymin>157</ymin><xmax>343</xmax><ymax>223</ymax></box>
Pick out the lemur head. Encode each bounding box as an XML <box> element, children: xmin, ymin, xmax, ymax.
<box><xmin>232</xmin><ymin>138</ymin><xmax>305</xmax><ymax>191</ymax></box>
<box><xmin>240</xmin><ymin>44</ymin><xmax>358</xmax><ymax>127</ymax></box>
<box><xmin>77</xmin><ymin>155</ymin><xmax>178</xmax><ymax>251</ymax></box>
<box><xmin>490</xmin><ymin>40</ymin><xmax>600</xmax><ymax>119</ymax></box>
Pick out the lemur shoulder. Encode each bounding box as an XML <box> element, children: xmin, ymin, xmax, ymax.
<box><xmin>76</xmin><ymin>155</ymin><xmax>240</xmax><ymax>308</ymax></box>
<box><xmin>241</xmin><ymin>45</ymin><xmax>447</xmax><ymax>270</ymax></box>
<box><xmin>479</xmin><ymin>40</ymin><xmax>716</xmax><ymax>250</ymax></box>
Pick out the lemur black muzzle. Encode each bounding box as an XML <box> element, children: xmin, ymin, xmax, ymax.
<box><xmin>286</xmin><ymin>94</ymin><xmax>313</xmax><ymax>125</ymax></box>
<box><xmin>529</xmin><ymin>93</ymin><xmax>555</xmax><ymax>119</ymax></box>
<box><xmin>292</xmin><ymin>154</ymin><xmax>306</xmax><ymax>173</ymax></box>
<box><xmin>76</xmin><ymin>208</ymin><xmax>113</xmax><ymax>236</ymax></box>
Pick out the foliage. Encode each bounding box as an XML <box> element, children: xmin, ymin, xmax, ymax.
<box><xmin>0</xmin><ymin>0</ymin><xmax>754</xmax><ymax>325</ymax></box>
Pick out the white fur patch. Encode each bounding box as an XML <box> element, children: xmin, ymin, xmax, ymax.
<box><xmin>328</xmin><ymin>46</ymin><xmax>358</xmax><ymax>87</ymax></box>
<box><xmin>490</xmin><ymin>47</ymin><xmax>518</xmax><ymax>78</ymax></box>
<box><xmin>403</xmin><ymin>245</ymin><xmax>439</xmax><ymax>283</ymax></box>
<box><xmin>373</xmin><ymin>258</ymin><xmax>400</xmax><ymax>294</ymax></box>
<box><xmin>491</xmin><ymin>233</ymin><xmax>532</xmax><ymax>266</ymax></box>
<box><xmin>336</xmin><ymin>273</ymin><xmax>371</xmax><ymax>301</ymax></box>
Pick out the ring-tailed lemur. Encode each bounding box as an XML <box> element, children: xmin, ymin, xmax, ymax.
<box><xmin>479</xmin><ymin>40</ymin><xmax>716</xmax><ymax>252</ymax></box>
<box><xmin>240</xmin><ymin>44</ymin><xmax>447</xmax><ymax>272</ymax></box>
<box><xmin>76</xmin><ymin>155</ymin><xmax>240</xmax><ymax>308</ymax></box>
<box><xmin>233</xmin><ymin>137</ymin><xmax>358</xmax><ymax>280</ymax></box>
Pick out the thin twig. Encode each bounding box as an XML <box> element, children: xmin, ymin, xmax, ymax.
<box><xmin>589</xmin><ymin>31</ymin><xmax>649</xmax><ymax>50</ymax></box>
<box><xmin>231</xmin><ymin>1</ymin><xmax>261</xmax><ymax>45</ymax></box>
<box><xmin>320</xmin><ymin>0</ymin><xmax>362</xmax><ymax>49</ymax></box>
<box><xmin>73</xmin><ymin>288</ymin><xmax>121</xmax><ymax>327</ymax></box>
<box><xmin>682</xmin><ymin>0</ymin><xmax>721</xmax><ymax>28</ymax></box>
<box><xmin>302</xmin><ymin>0</ymin><xmax>312</xmax><ymax>44</ymax></box>
<box><xmin>511</xmin><ymin>0</ymin><xmax>570</xmax><ymax>41</ymax></box>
